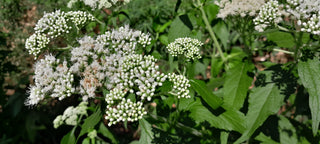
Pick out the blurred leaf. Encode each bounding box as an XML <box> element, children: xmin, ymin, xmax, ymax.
<box><xmin>98</xmin><ymin>123</ymin><xmax>118</xmax><ymax>144</ymax></box>
<box><xmin>82</xmin><ymin>138</ymin><xmax>90</xmax><ymax>144</ymax></box>
<box><xmin>223</xmin><ymin>61</ymin><xmax>253</xmax><ymax>110</ymax></box>
<box><xmin>267</xmin><ymin>31</ymin><xmax>295</xmax><ymax>48</ymax></box>
<box><xmin>278</xmin><ymin>115</ymin><xmax>298</xmax><ymax>144</ymax></box>
<box><xmin>255</xmin><ymin>132</ymin><xmax>279</xmax><ymax>144</ymax></box>
<box><xmin>79</xmin><ymin>109</ymin><xmax>102</xmax><ymax>137</ymax></box>
<box><xmin>168</xmin><ymin>15</ymin><xmax>192</xmax><ymax>43</ymax></box>
<box><xmin>235</xmin><ymin>80</ymin><xmax>283</xmax><ymax>143</ymax></box>
<box><xmin>139</xmin><ymin>118</ymin><xmax>153</xmax><ymax>144</ymax></box>
<box><xmin>190</xmin><ymin>79</ymin><xmax>223</xmax><ymax>109</ymax></box>
<box><xmin>204</xmin><ymin>3</ymin><xmax>219</xmax><ymax>23</ymax></box>
<box><xmin>159</xmin><ymin>34</ymin><xmax>169</xmax><ymax>45</ymax></box>
<box><xmin>61</xmin><ymin>127</ymin><xmax>76</xmax><ymax>144</ymax></box>
<box><xmin>298</xmin><ymin>58</ymin><xmax>320</xmax><ymax>136</ymax></box>
<box><xmin>211</xmin><ymin>57</ymin><xmax>224</xmax><ymax>77</ymax></box>
<box><xmin>213</xmin><ymin>20</ymin><xmax>229</xmax><ymax>49</ymax></box>
<box><xmin>220</xmin><ymin>131</ymin><xmax>229</xmax><ymax>144</ymax></box>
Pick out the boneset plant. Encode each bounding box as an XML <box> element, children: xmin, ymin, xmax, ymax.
<box><xmin>22</xmin><ymin>0</ymin><xmax>320</xmax><ymax>143</ymax></box>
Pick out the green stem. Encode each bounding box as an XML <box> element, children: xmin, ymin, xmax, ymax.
<box><xmin>52</xmin><ymin>46</ymin><xmax>72</xmax><ymax>51</ymax></box>
<box><xmin>197</xmin><ymin>0</ymin><xmax>227</xmax><ymax>63</ymax></box>
<box><xmin>273</xmin><ymin>48</ymin><xmax>294</xmax><ymax>55</ymax></box>
<box><xmin>294</xmin><ymin>32</ymin><xmax>303</xmax><ymax>61</ymax></box>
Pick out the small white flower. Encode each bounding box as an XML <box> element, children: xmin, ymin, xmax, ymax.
<box><xmin>167</xmin><ymin>37</ymin><xmax>203</xmax><ymax>60</ymax></box>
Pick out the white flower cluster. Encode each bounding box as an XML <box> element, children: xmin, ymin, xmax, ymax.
<box><xmin>286</xmin><ymin>0</ymin><xmax>320</xmax><ymax>35</ymax></box>
<box><xmin>25</xmin><ymin>55</ymin><xmax>75</xmax><ymax>106</ymax></box>
<box><xmin>68</xmin><ymin>0</ymin><xmax>131</xmax><ymax>9</ymax></box>
<box><xmin>53</xmin><ymin>102</ymin><xmax>88</xmax><ymax>128</ymax></box>
<box><xmin>26</xmin><ymin>25</ymin><xmax>192</xmax><ymax>127</ymax></box>
<box><xmin>167</xmin><ymin>37</ymin><xmax>203</xmax><ymax>61</ymax></box>
<box><xmin>167</xmin><ymin>73</ymin><xmax>191</xmax><ymax>99</ymax></box>
<box><xmin>254</xmin><ymin>0</ymin><xmax>282</xmax><ymax>32</ymax></box>
<box><xmin>216</xmin><ymin>0</ymin><xmax>265</xmax><ymax>19</ymax></box>
<box><xmin>25</xmin><ymin>10</ymin><xmax>95</xmax><ymax>57</ymax></box>
<box><xmin>25</xmin><ymin>33</ymin><xmax>50</xmax><ymax>57</ymax></box>
<box><xmin>96</xmin><ymin>25</ymin><xmax>151</xmax><ymax>55</ymax></box>
<box><xmin>105</xmin><ymin>99</ymin><xmax>146</xmax><ymax>126</ymax></box>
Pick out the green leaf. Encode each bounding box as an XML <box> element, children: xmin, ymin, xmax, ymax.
<box><xmin>190</xmin><ymin>79</ymin><xmax>223</xmax><ymax>109</ymax></box>
<box><xmin>213</xmin><ymin>20</ymin><xmax>229</xmax><ymax>49</ymax></box>
<box><xmin>223</xmin><ymin>62</ymin><xmax>253</xmax><ymax>110</ymax></box>
<box><xmin>267</xmin><ymin>31</ymin><xmax>295</xmax><ymax>48</ymax></box>
<box><xmin>278</xmin><ymin>115</ymin><xmax>298</xmax><ymax>144</ymax></box>
<box><xmin>189</xmin><ymin>98</ymin><xmax>246</xmax><ymax>132</ymax></box>
<box><xmin>82</xmin><ymin>138</ymin><xmax>90</xmax><ymax>144</ymax></box>
<box><xmin>298</xmin><ymin>58</ymin><xmax>320</xmax><ymax>136</ymax></box>
<box><xmin>168</xmin><ymin>15</ymin><xmax>192</xmax><ymax>43</ymax></box>
<box><xmin>220</xmin><ymin>131</ymin><xmax>229</xmax><ymax>144</ymax></box>
<box><xmin>255</xmin><ymin>132</ymin><xmax>279</xmax><ymax>144</ymax></box>
<box><xmin>98</xmin><ymin>123</ymin><xmax>118</xmax><ymax>144</ymax></box>
<box><xmin>235</xmin><ymin>82</ymin><xmax>283</xmax><ymax>143</ymax></box>
<box><xmin>139</xmin><ymin>118</ymin><xmax>153</xmax><ymax>144</ymax></box>
<box><xmin>79</xmin><ymin>109</ymin><xmax>102</xmax><ymax>137</ymax></box>
<box><xmin>204</xmin><ymin>3</ymin><xmax>219</xmax><ymax>23</ymax></box>
<box><xmin>61</xmin><ymin>127</ymin><xmax>76</xmax><ymax>144</ymax></box>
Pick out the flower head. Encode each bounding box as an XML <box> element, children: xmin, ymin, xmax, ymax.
<box><xmin>167</xmin><ymin>37</ymin><xmax>203</xmax><ymax>61</ymax></box>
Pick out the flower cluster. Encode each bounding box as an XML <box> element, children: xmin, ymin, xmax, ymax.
<box><xmin>216</xmin><ymin>0</ymin><xmax>265</xmax><ymax>19</ymax></box>
<box><xmin>53</xmin><ymin>102</ymin><xmax>88</xmax><ymax>128</ymax></box>
<box><xmin>25</xmin><ymin>10</ymin><xmax>95</xmax><ymax>57</ymax></box>
<box><xmin>253</xmin><ymin>0</ymin><xmax>282</xmax><ymax>32</ymax></box>
<box><xmin>167</xmin><ymin>37</ymin><xmax>203</xmax><ymax>61</ymax></box>
<box><xmin>286</xmin><ymin>0</ymin><xmax>320</xmax><ymax>35</ymax></box>
<box><xmin>25</xmin><ymin>55</ymin><xmax>75</xmax><ymax>106</ymax></box>
<box><xmin>68</xmin><ymin>0</ymin><xmax>131</xmax><ymax>9</ymax></box>
<box><xmin>167</xmin><ymin>73</ymin><xmax>191</xmax><ymax>99</ymax></box>
<box><xmin>26</xmin><ymin>25</ymin><xmax>192</xmax><ymax>127</ymax></box>
<box><xmin>105</xmin><ymin>99</ymin><xmax>146</xmax><ymax>126</ymax></box>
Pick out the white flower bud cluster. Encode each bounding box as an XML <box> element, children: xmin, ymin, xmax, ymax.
<box><xmin>216</xmin><ymin>0</ymin><xmax>265</xmax><ymax>19</ymax></box>
<box><xmin>25</xmin><ymin>10</ymin><xmax>95</xmax><ymax>57</ymax></box>
<box><xmin>53</xmin><ymin>102</ymin><xmax>88</xmax><ymax>128</ymax></box>
<box><xmin>25</xmin><ymin>33</ymin><xmax>50</xmax><ymax>57</ymax></box>
<box><xmin>118</xmin><ymin>54</ymin><xmax>167</xmax><ymax>101</ymax></box>
<box><xmin>167</xmin><ymin>73</ymin><xmax>191</xmax><ymax>99</ymax></box>
<box><xmin>68</xmin><ymin>0</ymin><xmax>131</xmax><ymax>9</ymax></box>
<box><xmin>286</xmin><ymin>0</ymin><xmax>320</xmax><ymax>35</ymax></box>
<box><xmin>167</xmin><ymin>37</ymin><xmax>203</xmax><ymax>61</ymax></box>
<box><xmin>105</xmin><ymin>88</ymin><xmax>127</xmax><ymax>104</ymax></box>
<box><xmin>96</xmin><ymin>25</ymin><xmax>151</xmax><ymax>56</ymax></box>
<box><xmin>25</xmin><ymin>55</ymin><xmax>75</xmax><ymax>106</ymax></box>
<box><xmin>253</xmin><ymin>0</ymin><xmax>282</xmax><ymax>32</ymax></box>
<box><xmin>105</xmin><ymin>99</ymin><xmax>146</xmax><ymax>126</ymax></box>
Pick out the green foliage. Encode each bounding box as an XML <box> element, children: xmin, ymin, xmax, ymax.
<box><xmin>298</xmin><ymin>58</ymin><xmax>320</xmax><ymax>136</ymax></box>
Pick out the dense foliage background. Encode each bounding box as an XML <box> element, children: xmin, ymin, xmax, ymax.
<box><xmin>1</xmin><ymin>0</ymin><xmax>320</xmax><ymax>143</ymax></box>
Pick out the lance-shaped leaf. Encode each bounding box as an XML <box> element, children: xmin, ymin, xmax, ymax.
<box><xmin>298</xmin><ymin>58</ymin><xmax>320</xmax><ymax>136</ymax></box>
<box><xmin>139</xmin><ymin>118</ymin><xmax>154</xmax><ymax>144</ymax></box>
<box><xmin>223</xmin><ymin>62</ymin><xmax>254</xmax><ymax>110</ymax></box>
<box><xmin>278</xmin><ymin>115</ymin><xmax>298</xmax><ymax>144</ymax></box>
<box><xmin>190</xmin><ymin>79</ymin><xmax>223</xmax><ymax>109</ymax></box>
<box><xmin>235</xmin><ymin>81</ymin><xmax>283</xmax><ymax>143</ymax></box>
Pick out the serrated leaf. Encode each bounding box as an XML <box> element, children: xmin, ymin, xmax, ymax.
<box><xmin>298</xmin><ymin>58</ymin><xmax>320</xmax><ymax>136</ymax></box>
<box><xmin>267</xmin><ymin>31</ymin><xmax>295</xmax><ymax>48</ymax></box>
<box><xmin>139</xmin><ymin>118</ymin><xmax>153</xmax><ymax>144</ymax></box>
<box><xmin>190</xmin><ymin>79</ymin><xmax>223</xmax><ymax>109</ymax></box>
<box><xmin>189</xmin><ymin>98</ymin><xmax>246</xmax><ymax>132</ymax></box>
<box><xmin>223</xmin><ymin>62</ymin><xmax>253</xmax><ymax>110</ymax></box>
<box><xmin>98</xmin><ymin>123</ymin><xmax>118</xmax><ymax>144</ymax></box>
<box><xmin>168</xmin><ymin>15</ymin><xmax>192</xmax><ymax>43</ymax></box>
<box><xmin>79</xmin><ymin>109</ymin><xmax>102</xmax><ymax>137</ymax></box>
<box><xmin>235</xmin><ymin>82</ymin><xmax>283</xmax><ymax>143</ymax></box>
<box><xmin>278</xmin><ymin>115</ymin><xmax>298</xmax><ymax>144</ymax></box>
